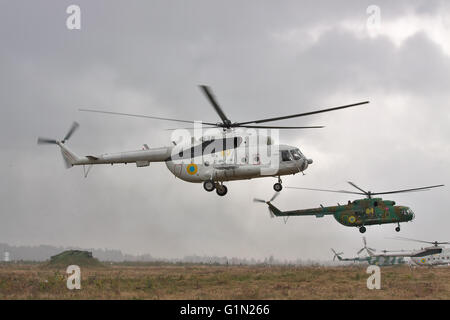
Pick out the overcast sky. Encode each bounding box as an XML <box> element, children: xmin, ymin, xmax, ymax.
<box><xmin>1</xmin><ymin>0</ymin><xmax>449</xmax><ymax>260</ymax></box>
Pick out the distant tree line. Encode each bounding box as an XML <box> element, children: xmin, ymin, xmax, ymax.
<box><xmin>0</xmin><ymin>243</ymin><xmax>337</xmax><ymax>266</ymax></box>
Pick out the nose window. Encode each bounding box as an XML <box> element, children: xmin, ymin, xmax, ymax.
<box><xmin>290</xmin><ymin>150</ymin><xmax>302</xmax><ymax>160</ymax></box>
<box><xmin>281</xmin><ymin>150</ymin><xmax>293</xmax><ymax>162</ymax></box>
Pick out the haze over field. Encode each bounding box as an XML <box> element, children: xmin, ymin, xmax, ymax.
<box><xmin>1</xmin><ymin>1</ymin><xmax>449</xmax><ymax>260</ymax></box>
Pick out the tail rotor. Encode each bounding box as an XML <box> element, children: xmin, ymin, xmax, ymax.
<box><xmin>37</xmin><ymin>122</ymin><xmax>79</xmax><ymax>145</ymax></box>
<box><xmin>62</xmin><ymin>122</ymin><xmax>80</xmax><ymax>143</ymax></box>
<box><xmin>37</xmin><ymin>122</ymin><xmax>80</xmax><ymax>168</ymax></box>
<box><xmin>253</xmin><ymin>192</ymin><xmax>280</xmax><ymax>218</ymax></box>
<box><xmin>331</xmin><ymin>249</ymin><xmax>344</xmax><ymax>261</ymax></box>
<box><xmin>37</xmin><ymin>137</ymin><xmax>58</xmax><ymax>145</ymax></box>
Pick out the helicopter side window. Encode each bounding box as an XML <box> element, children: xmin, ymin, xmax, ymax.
<box><xmin>373</xmin><ymin>201</ymin><xmax>378</xmax><ymax>207</ymax></box>
<box><xmin>215</xmin><ymin>137</ymin><xmax>242</xmax><ymax>151</ymax></box>
<box><xmin>281</xmin><ymin>150</ymin><xmax>293</xmax><ymax>162</ymax></box>
<box><xmin>197</xmin><ymin>137</ymin><xmax>243</xmax><ymax>157</ymax></box>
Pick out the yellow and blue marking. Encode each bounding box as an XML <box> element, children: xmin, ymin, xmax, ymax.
<box><xmin>186</xmin><ymin>163</ymin><xmax>198</xmax><ymax>175</ymax></box>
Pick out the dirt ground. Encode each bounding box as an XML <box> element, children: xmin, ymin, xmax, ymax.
<box><xmin>0</xmin><ymin>263</ymin><xmax>449</xmax><ymax>299</ymax></box>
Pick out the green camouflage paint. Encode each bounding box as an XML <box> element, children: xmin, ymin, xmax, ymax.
<box><xmin>334</xmin><ymin>253</ymin><xmax>406</xmax><ymax>266</ymax></box>
<box><xmin>267</xmin><ymin>198</ymin><xmax>414</xmax><ymax>228</ymax></box>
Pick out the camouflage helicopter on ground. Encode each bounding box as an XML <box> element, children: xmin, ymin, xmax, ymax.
<box><xmin>331</xmin><ymin>237</ymin><xmax>442</xmax><ymax>266</ymax></box>
<box><xmin>254</xmin><ymin>182</ymin><xmax>444</xmax><ymax>233</ymax></box>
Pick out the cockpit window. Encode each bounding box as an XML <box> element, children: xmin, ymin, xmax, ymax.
<box><xmin>402</xmin><ymin>208</ymin><xmax>413</xmax><ymax>216</ymax></box>
<box><xmin>290</xmin><ymin>149</ymin><xmax>302</xmax><ymax>160</ymax></box>
<box><xmin>281</xmin><ymin>150</ymin><xmax>293</xmax><ymax>162</ymax></box>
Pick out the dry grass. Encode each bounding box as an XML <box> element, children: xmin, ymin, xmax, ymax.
<box><xmin>0</xmin><ymin>263</ymin><xmax>449</xmax><ymax>299</ymax></box>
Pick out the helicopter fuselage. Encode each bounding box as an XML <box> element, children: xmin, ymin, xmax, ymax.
<box><xmin>330</xmin><ymin>198</ymin><xmax>414</xmax><ymax>227</ymax></box>
<box><xmin>57</xmin><ymin>133</ymin><xmax>311</xmax><ymax>195</ymax></box>
<box><xmin>165</xmin><ymin>143</ymin><xmax>309</xmax><ymax>183</ymax></box>
<box><xmin>268</xmin><ymin>198</ymin><xmax>415</xmax><ymax>231</ymax></box>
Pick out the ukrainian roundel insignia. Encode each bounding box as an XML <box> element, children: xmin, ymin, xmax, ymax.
<box><xmin>186</xmin><ymin>164</ymin><xmax>198</xmax><ymax>175</ymax></box>
<box><xmin>421</xmin><ymin>258</ymin><xmax>426</xmax><ymax>264</ymax></box>
<box><xmin>348</xmin><ymin>216</ymin><xmax>356</xmax><ymax>223</ymax></box>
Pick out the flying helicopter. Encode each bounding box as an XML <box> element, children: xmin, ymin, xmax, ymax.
<box><xmin>391</xmin><ymin>237</ymin><xmax>450</xmax><ymax>267</ymax></box>
<box><xmin>37</xmin><ymin>85</ymin><xmax>368</xmax><ymax>196</ymax></box>
<box><xmin>331</xmin><ymin>237</ymin><xmax>442</xmax><ymax>266</ymax></box>
<box><xmin>254</xmin><ymin>182</ymin><xmax>444</xmax><ymax>232</ymax></box>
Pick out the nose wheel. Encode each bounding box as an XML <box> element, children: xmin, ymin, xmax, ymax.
<box><xmin>359</xmin><ymin>226</ymin><xmax>366</xmax><ymax>233</ymax></box>
<box><xmin>273</xmin><ymin>177</ymin><xmax>283</xmax><ymax>192</ymax></box>
<box><xmin>395</xmin><ymin>224</ymin><xmax>401</xmax><ymax>232</ymax></box>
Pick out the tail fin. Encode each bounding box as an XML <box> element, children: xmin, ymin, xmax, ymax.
<box><xmin>253</xmin><ymin>193</ymin><xmax>282</xmax><ymax>218</ymax></box>
<box><xmin>58</xmin><ymin>142</ymin><xmax>81</xmax><ymax>168</ymax></box>
<box><xmin>267</xmin><ymin>203</ymin><xmax>283</xmax><ymax>217</ymax></box>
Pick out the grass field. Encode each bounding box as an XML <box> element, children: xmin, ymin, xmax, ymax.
<box><xmin>0</xmin><ymin>263</ymin><xmax>449</xmax><ymax>299</ymax></box>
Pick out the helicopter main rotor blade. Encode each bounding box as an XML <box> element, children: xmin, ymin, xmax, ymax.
<box><xmin>347</xmin><ymin>181</ymin><xmax>369</xmax><ymax>195</ymax></box>
<box><xmin>165</xmin><ymin>125</ymin><xmax>325</xmax><ymax>130</ymax></box>
<box><xmin>199</xmin><ymin>85</ymin><xmax>231</xmax><ymax>126</ymax></box>
<box><xmin>235</xmin><ymin>101</ymin><xmax>369</xmax><ymax>126</ymax></box>
<box><xmin>163</xmin><ymin>126</ymin><xmax>220</xmax><ymax>131</ymax></box>
<box><xmin>391</xmin><ymin>236</ymin><xmax>450</xmax><ymax>245</ymax></box>
<box><xmin>357</xmin><ymin>248</ymin><xmax>365</xmax><ymax>255</ymax></box>
<box><xmin>79</xmin><ymin>109</ymin><xmax>218</xmax><ymax>126</ymax></box>
<box><xmin>371</xmin><ymin>184</ymin><xmax>445</xmax><ymax>196</ymax></box>
<box><xmin>285</xmin><ymin>187</ymin><xmax>364</xmax><ymax>195</ymax></box>
<box><xmin>382</xmin><ymin>249</ymin><xmax>405</xmax><ymax>253</ymax></box>
<box><xmin>390</xmin><ymin>237</ymin><xmax>431</xmax><ymax>244</ymax></box>
<box><xmin>237</xmin><ymin>125</ymin><xmax>325</xmax><ymax>129</ymax></box>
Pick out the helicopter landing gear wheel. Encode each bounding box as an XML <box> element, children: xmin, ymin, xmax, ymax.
<box><xmin>273</xmin><ymin>183</ymin><xmax>283</xmax><ymax>192</ymax></box>
<box><xmin>273</xmin><ymin>177</ymin><xmax>283</xmax><ymax>192</ymax></box>
<box><xmin>395</xmin><ymin>224</ymin><xmax>401</xmax><ymax>232</ymax></box>
<box><xmin>216</xmin><ymin>185</ymin><xmax>228</xmax><ymax>196</ymax></box>
<box><xmin>203</xmin><ymin>180</ymin><xmax>215</xmax><ymax>192</ymax></box>
<box><xmin>359</xmin><ymin>226</ymin><xmax>366</xmax><ymax>233</ymax></box>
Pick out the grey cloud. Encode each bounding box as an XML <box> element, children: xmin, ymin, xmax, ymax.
<box><xmin>0</xmin><ymin>1</ymin><xmax>449</xmax><ymax>260</ymax></box>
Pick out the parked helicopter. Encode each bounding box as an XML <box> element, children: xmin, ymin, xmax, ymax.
<box><xmin>254</xmin><ymin>182</ymin><xmax>444</xmax><ymax>232</ymax></box>
<box><xmin>331</xmin><ymin>237</ymin><xmax>442</xmax><ymax>266</ymax></box>
<box><xmin>392</xmin><ymin>237</ymin><xmax>450</xmax><ymax>267</ymax></box>
<box><xmin>37</xmin><ymin>86</ymin><xmax>368</xmax><ymax>196</ymax></box>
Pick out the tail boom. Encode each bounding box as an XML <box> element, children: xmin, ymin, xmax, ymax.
<box><xmin>58</xmin><ymin>143</ymin><xmax>173</xmax><ymax>167</ymax></box>
<box><xmin>268</xmin><ymin>203</ymin><xmax>339</xmax><ymax>218</ymax></box>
